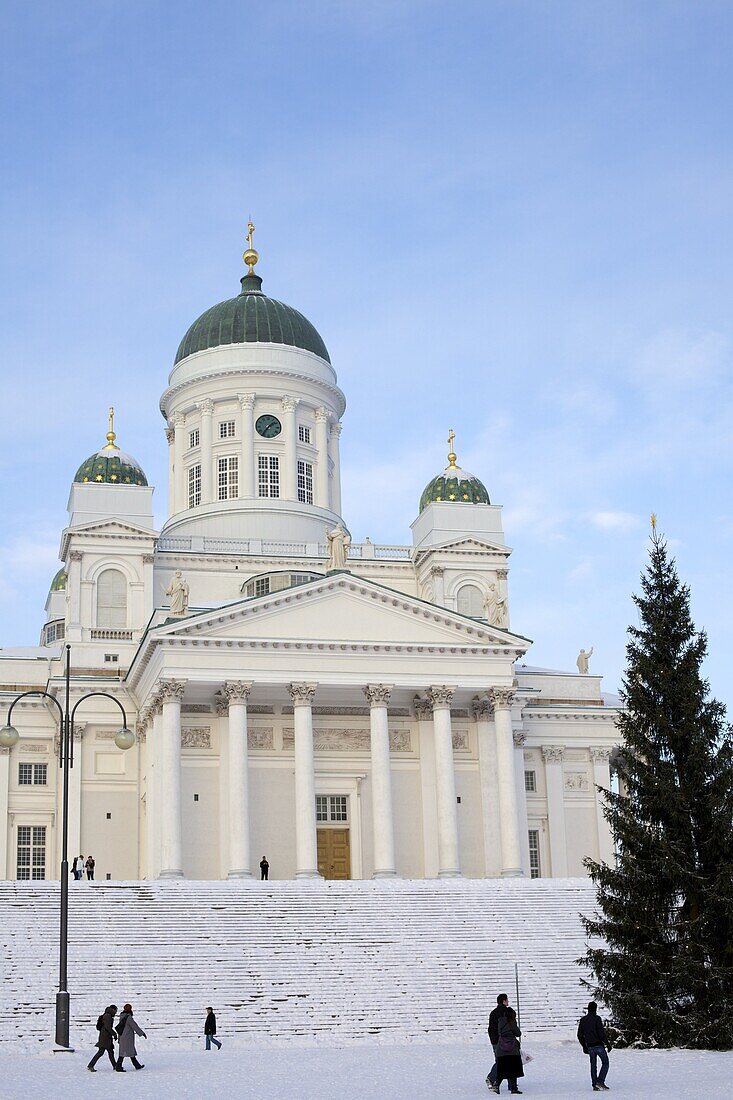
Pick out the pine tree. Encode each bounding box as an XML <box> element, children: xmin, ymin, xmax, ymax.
<box><xmin>581</xmin><ymin>525</ymin><xmax>733</xmax><ymax>1049</ymax></box>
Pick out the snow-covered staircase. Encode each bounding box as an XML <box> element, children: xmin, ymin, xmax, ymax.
<box><xmin>0</xmin><ymin>878</ymin><xmax>598</xmax><ymax>1050</ymax></box>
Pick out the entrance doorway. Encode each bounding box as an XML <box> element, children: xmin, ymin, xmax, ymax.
<box><xmin>317</xmin><ymin>828</ymin><xmax>351</xmax><ymax>880</ymax></box>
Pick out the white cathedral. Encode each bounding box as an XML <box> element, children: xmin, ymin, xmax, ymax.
<box><xmin>0</xmin><ymin>231</ymin><xmax>620</xmax><ymax>885</ymax></box>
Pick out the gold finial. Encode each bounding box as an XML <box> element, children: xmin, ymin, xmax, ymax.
<box><xmin>651</xmin><ymin>512</ymin><xmax>657</xmax><ymax>532</ymax></box>
<box><xmin>104</xmin><ymin>406</ymin><xmax>117</xmax><ymax>450</ymax></box>
<box><xmin>447</xmin><ymin>428</ymin><xmax>458</xmax><ymax>470</ymax></box>
<box><xmin>243</xmin><ymin>219</ymin><xmax>259</xmax><ymax>275</ymax></box>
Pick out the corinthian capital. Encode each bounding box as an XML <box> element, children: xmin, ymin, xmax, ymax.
<box><xmin>364</xmin><ymin>684</ymin><xmax>392</xmax><ymax>707</ymax></box>
<box><xmin>288</xmin><ymin>682</ymin><xmax>317</xmax><ymax>706</ymax></box>
<box><xmin>428</xmin><ymin>685</ymin><xmax>455</xmax><ymax>710</ymax></box>
<box><xmin>542</xmin><ymin>745</ymin><xmax>565</xmax><ymax>763</ymax></box>
<box><xmin>413</xmin><ymin>696</ymin><xmax>433</xmax><ymax>721</ymax></box>
<box><xmin>239</xmin><ymin>393</ymin><xmax>256</xmax><ymax>410</ymax></box>
<box><xmin>513</xmin><ymin>730</ymin><xmax>527</xmax><ymax>748</ymax></box>
<box><xmin>281</xmin><ymin>395</ymin><xmax>299</xmax><ymax>413</ymax></box>
<box><xmin>489</xmin><ymin>687</ymin><xmax>516</xmax><ymax>711</ymax></box>
<box><xmin>472</xmin><ymin>696</ymin><xmax>493</xmax><ymax>721</ymax></box>
<box><xmin>590</xmin><ymin>747</ymin><xmax>611</xmax><ymax>763</ymax></box>
<box><xmin>330</xmin><ymin>421</ymin><xmax>343</xmax><ymax>438</ymax></box>
<box><xmin>158</xmin><ymin>679</ymin><xmax>186</xmax><ymax>702</ymax></box>
<box><xmin>165</xmin><ymin>426</ymin><xmax>175</xmax><ymax>445</ymax></box>
<box><xmin>314</xmin><ymin>407</ymin><xmax>330</xmax><ymax>423</ymax></box>
<box><xmin>223</xmin><ymin>681</ymin><xmax>252</xmax><ymax>705</ymax></box>
<box><xmin>198</xmin><ymin>398</ymin><xmax>215</xmax><ymax>416</ymax></box>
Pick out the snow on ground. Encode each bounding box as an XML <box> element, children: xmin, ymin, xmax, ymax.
<box><xmin>1</xmin><ymin>1038</ymin><xmax>731</xmax><ymax>1100</ymax></box>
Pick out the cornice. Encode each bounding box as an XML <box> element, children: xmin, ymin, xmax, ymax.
<box><xmin>160</xmin><ymin>366</ymin><xmax>346</xmax><ymax>420</ymax></box>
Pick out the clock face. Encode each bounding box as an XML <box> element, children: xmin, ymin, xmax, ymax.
<box><xmin>255</xmin><ymin>414</ymin><xmax>282</xmax><ymax>439</ymax></box>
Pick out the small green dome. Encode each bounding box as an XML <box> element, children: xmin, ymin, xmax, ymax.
<box><xmin>419</xmin><ymin>462</ymin><xmax>490</xmax><ymax>513</ymax></box>
<box><xmin>175</xmin><ymin>272</ymin><xmax>330</xmax><ymax>365</ymax></box>
<box><xmin>74</xmin><ymin>444</ymin><xmax>148</xmax><ymax>486</ymax></box>
<box><xmin>50</xmin><ymin>568</ymin><xmax>67</xmax><ymax>592</ymax></box>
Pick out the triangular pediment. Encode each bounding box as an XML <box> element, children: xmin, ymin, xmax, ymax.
<box><xmin>155</xmin><ymin>575</ymin><xmax>528</xmax><ymax>649</ymax></box>
<box><xmin>65</xmin><ymin>519</ymin><xmax>156</xmax><ymax>539</ymax></box>
<box><xmin>415</xmin><ymin>535</ymin><xmax>510</xmax><ymax>557</ymax></box>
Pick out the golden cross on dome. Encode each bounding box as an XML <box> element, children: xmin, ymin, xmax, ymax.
<box><xmin>447</xmin><ymin>428</ymin><xmax>458</xmax><ymax>470</ymax></box>
<box><xmin>651</xmin><ymin>512</ymin><xmax>657</xmax><ymax>531</ymax></box>
<box><xmin>243</xmin><ymin>219</ymin><xmax>259</xmax><ymax>274</ymax></box>
<box><xmin>104</xmin><ymin>406</ymin><xmax>117</xmax><ymax>450</ymax></box>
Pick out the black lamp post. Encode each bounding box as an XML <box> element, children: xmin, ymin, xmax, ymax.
<box><xmin>0</xmin><ymin>644</ymin><xmax>134</xmax><ymax>1050</ymax></box>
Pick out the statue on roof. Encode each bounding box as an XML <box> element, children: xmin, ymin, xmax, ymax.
<box><xmin>326</xmin><ymin>523</ymin><xmax>351</xmax><ymax>571</ymax></box>
<box><xmin>577</xmin><ymin>647</ymin><xmax>594</xmax><ymax>674</ymax></box>
<box><xmin>484</xmin><ymin>582</ymin><xmax>508</xmax><ymax>628</ymax></box>
<box><xmin>166</xmin><ymin>570</ymin><xmax>190</xmax><ymax>616</ymax></box>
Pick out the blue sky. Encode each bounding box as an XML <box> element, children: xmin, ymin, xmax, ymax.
<box><xmin>0</xmin><ymin>1</ymin><xmax>731</xmax><ymax>705</ymax></box>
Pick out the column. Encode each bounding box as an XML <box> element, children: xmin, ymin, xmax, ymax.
<box><xmin>489</xmin><ymin>688</ymin><xmax>523</xmax><ymax>877</ymax></box>
<box><xmin>497</xmin><ymin>569</ymin><xmax>510</xmax><ymax>630</ymax></box>
<box><xmin>330</xmin><ymin>421</ymin><xmax>343</xmax><ymax>517</ymax></box>
<box><xmin>314</xmin><ymin>407</ymin><xmax>330</xmax><ymax>509</ymax></box>
<box><xmin>590</xmin><ymin>748</ymin><xmax>615</xmax><ymax>866</ymax></box>
<box><xmin>415</xmin><ymin>696</ymin><xmax>439</xmax><ymax>878</ymax></box>
<box><xmin>0</xmin><ymin>747</ymin><xmax>9</xmax><ymax>878</ymax></box>
<box><xmin>542</xmin><ymin>745</ymin><xmax>568</xmax><ymax>877</ymax></box>
<box><xmin>198</xmin><ymin>398</ymin><xmax>214</xmax><ymax>504</ymax></box>
<box><xmin>67</xmin><ymin>725</ymin><xmax>85</xmax><ymax>861</ymax></box>
<box><xmin>364</xmin><ymin>684</ymin><xmax>397</xmax><ymax>878</ymax></box>
<box><xmin>473</xmin><ymin>697</ymin><xmax>501</xmax><ymax>877</ymax></box>
<box><xmin>430</xmin><ymin>566</ymin><xmax>445</xmax><ymax>607</ymax></box>
<box><xmin>139</xmin><ymin>711</ymin><xmax>153</xmax><ymax>879</ymax></box>
<box><xmin>216</xmin><ymin>697</ymin><xmax>230</xmax><ymax>879</ymax></box>
<box><xmin>173</xmin><ymin>413</ymin><xmax>186</xmax><ymax>513</ymax></box>
<box><xmin>289</xmin><ymin>683</ymin><xmax>320</xmax><ymax>878</ymax></box>
<box><xmin>428</xmin><ymin>686</ymin><xmax>461</xmax><ymax>877</ymax></box>
<box><xmin>67</xmin><ymin>550</ymin><xmax>82</xmax><ymax>638</ymax></box>
<box><xmin>165</xmin><ymin>426</ymin><xmax>175</xmax><ymax>513</ymax></box>
<box><xmin>282</xmin><ymin>396</ymin><xmax>299</xmax><ymax>501</ymax></box>
<box><xmin>513</xmin><ymin>731</ymin><xmax>531</xmax><ymax>876</ymax></box>
<box><xmin>151</xmin><ymin>702</ymin><xmax>163</xmax><ymax>878</ymax></box>
<box><xmin>158</xmin><ymin>679</ymin><xmax>185</xmax><ymax>879</ymax></box>
<box><xmin>223</xmin><ymin>681</ymin><xmax>253</xmax><ymax>878</ymax></box>
<box><xmin>239</xmin><ymin>394</ymin><xmax>256</xmax><ymax>498</ymax></box>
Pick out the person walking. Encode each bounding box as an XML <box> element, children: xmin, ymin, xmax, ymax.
<box><xmin>494</xmin><ymin>1006</ymin><xmax>524</xmax><ymax>1094</ymax></box>
<box><xmin>486</xmin><ymin>993</ymin><xmax>509</xmax><ymax>1092</ymax></box>
<box><xmin>115</xmin><ymin>1003</ymin><xmax>146</xmax><ymax>1071</ymax></box>
<box><xmin>85</xmin><ymin>855</ymin><xmax>95</xmax><ymax>881</ymax></box>
<box><xmin>260</xmin><ymin>856</ymin><xmax>269</xmax><ymax>881</ymax></box>
<box><xmin>577</xmin><ymin>1001</ymin><xmax>610</xmax><ymax>1091</ymax></box>
<box><xmin>204</xmin><ymin>1007</ymin><xmax>222</xmax><ymax>1050</ymax></box>
<box><xmin>87</xmin><ymin>1004</ymin><xmax>117</xmax><ymax>1072</ymax></box>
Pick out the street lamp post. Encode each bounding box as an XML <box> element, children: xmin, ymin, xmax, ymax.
<box><xmin>0</xmin><ymin>644</ymin><xmax>134</xmax><ymax>1050</ymax></box>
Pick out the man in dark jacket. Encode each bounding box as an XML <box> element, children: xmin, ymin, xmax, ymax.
<box><xmin>577</xmin><ymin>1001</ymin><xmax>610</xmax><ymax>1091</ymax></box>
<box><xmin>205</xmin><ymin>1007</ymin><xmax>222</xmax><ymax>1050</ymax></box>
<box><xmin>260</xmin><ymin>856</ymin><xmax>269</xmax><ymax>881</ymax></box>
<box><xmin>87</xmin><ymin>1005</ymin><xmax>117</xmax><ymax>1071</ymax></box>
<box><xmin>486</xmin><ymin>993</ymin><xmax>509</xmax><ymax>1093</ymax></box>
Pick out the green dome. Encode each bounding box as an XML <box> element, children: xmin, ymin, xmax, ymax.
<box><xmin>74</xmin><ymin>444</ymin><xmax>148</xmax><ymax>486</ymax></box>
<box><xmin>419</xmin><ymin>462</ymin><xmax>490</xmax><ymax>513</ymax></box>
<box><xmin>50</xmin><ymin>568</ymin><xmax>67</xmax><ymax>592</ymax></box>
<box><xmin>175</xmin><ymin>272</ymin><xmax>330</xmax><ymax>365</ymax></box>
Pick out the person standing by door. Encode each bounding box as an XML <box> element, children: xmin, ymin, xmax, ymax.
<box><xmin>260</xmin><ymin>856</ymin><xmax>269</xmax><ymax>881</ymax></box>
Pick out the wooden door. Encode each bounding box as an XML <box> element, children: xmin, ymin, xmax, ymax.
<box><xmin>317</xmin><ymin>828</ymin><xmax>351</xmax><ymax>880</ymax></box>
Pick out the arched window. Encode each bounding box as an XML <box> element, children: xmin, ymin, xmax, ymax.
<box><xmin>96</xmin><ymin>569</ymin><xmax>127</xmax><ymax>629</ymax></box>
<box><xmin>456</xmin><ymin>583</ymin><xmax>484</xmax><ymax>618</ymax></box>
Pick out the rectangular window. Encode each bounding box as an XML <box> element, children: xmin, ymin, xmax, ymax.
<box><xmin>297</xmin><ymin>460</ymin><xmax>314</xmax><ymax>505</ymax></box>
<box><xmin>17</xmin><ymin>825</ymin><xmax>46</xmax><ymax>880</ymax></box>
<box><xmin>258</xmin><ymin>455</ymin><xmax>280</xmax><ymax>498</ymax></box>
<box><xmin>188</xmin><ymin>464</ymin><xmax>201</xmax><ymax>508</ymax></box>
<box><xmin>298</xmin><ymin>425</ymin><xmax>311</xmax><ymax>444</ymax></box>
<box><xmin>329</xmin><ymin>795</ymin><xmax>347</xmax><ymax>822</ymax></box>
<box><xmin>188</xmin><ymin>428</ymin><xmax>200</xmax><ymax>449</ymax></box>
<box><xmin>315</xmin><ymin>795</ymin><xmax>329</xmax><ymax>822</ymax></box>
<box><xmin>254</xmin><ymin>577</ymin><xmax>269</xmax><ymax>597</ymax></box>
<box><xmin>524</xmin><ymin>770</ymin><xmax>537</xmax><ymax>793</ymax></box>
<box><xmin>104</xmin><ymin>653</ymin><xmax>119</xmax><ymax>664</ymax></box>
<box><xmin>33</xmin><ymin>763</ymin><xmax>47</xmax><ymax>785</ymax></box>
<box><xmin>219</xmin><ymin>420</ymin><xmax>236</xmax><ymax>439</ymax></box>
<box><xmin>18</xmin><ymin>763</ymin><xmax>33</xmax><ymax>785</ymax></box>
<box><xmin>528</xmin><ymin>829</ymin><xmax>541</xmax><ymax>879</ymax></box>
<box><xmin>217</xmin><ymin>455</ymin><xmax>239</xmax><ymax>500</ymax></box>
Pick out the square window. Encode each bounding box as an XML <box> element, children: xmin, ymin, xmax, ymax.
<box><xmin>298</xmin><ymin>425</ymin><xmax>311</xmax><ymax>444</ymax></box>
<box><xmin>104</xmin><ymin>653</ymin><xmax>119</xmax><ymax>664</ymax></box>
<box><xmin>329</xmin><ymin>795</ymin><xmax>347</xmax><ymax>822</ymax></box>
<box><xmin>524</xmin><ymin>770</ymin><xmax>537</xmax><ymax>793</ymax></box>
<box><xmin>18</xmin><ymin>763</ymin><xmax>33</xmax><ymax>785</ymax></box>
<box><xmin>219</xmin><ymin>420</ymin><xmax>236</xmax><ymax>439</ymax></box>
<box><xmin>188</xmin><ymin>428</ymin><xmax>200</xmax><ymax>449</ymax></box>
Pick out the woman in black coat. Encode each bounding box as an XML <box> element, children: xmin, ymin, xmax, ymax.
<box><xmin>495</xmin><ymin>1006</ymin><xmax>524</xmax><ymax>1094</ymax></box>
<box><xmin>87</xmin><ymin>1005</ymin><xmax>117</xmax><ymax>1072</ymax></box>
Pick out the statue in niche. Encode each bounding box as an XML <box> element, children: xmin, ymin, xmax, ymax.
<box><xmin>577</xmin><ymin>647</ymin><xmax>594</xmax><ymax>674</ymax></box>
<box><xmin>326</xmin><ymin>523</ymin><xmax>351</xmax><ymax>571</ymax></box>
<box><xmin>484</xmin><ymin>582</ymin><xmax>508</xmax><ymax>627</ymax></box>
<box><xmin>165</xmin><ymin>570</ymin><xmax>190</xmax><ymax>615</ymax></box>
